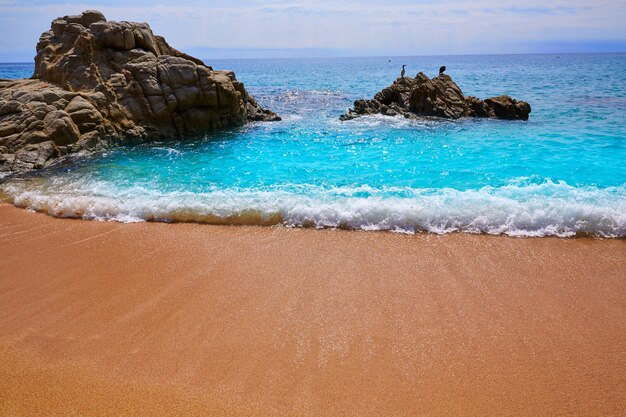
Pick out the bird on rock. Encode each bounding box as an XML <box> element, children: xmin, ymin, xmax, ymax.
<box><xmin>439</xmin><ymin>65</ymin><xmax>446</xmax><ymax>75</ymax></box>
<box><xmin>401</xmin><ymin>65</ymin><xmax>406</xmax><ymax>78</ymax></box>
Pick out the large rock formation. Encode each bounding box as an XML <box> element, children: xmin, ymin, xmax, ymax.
<box><xmin>0</xmin><ymin>10</ymin><xmax>279</xmax><ymax>173</ymax></box>
<box><xmin>340</xmin><ymin>72</ymin><xmax>531</xmax><ymax>121</ymax></box>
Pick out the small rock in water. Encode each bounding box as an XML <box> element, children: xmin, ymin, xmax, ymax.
<box><xmin>340</xmin><ymin>72</ymin><xmax>531</xmax><ymax>121</ymax></box>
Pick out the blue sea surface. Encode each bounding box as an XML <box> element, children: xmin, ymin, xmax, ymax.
<box><xmin>1</xmin><ymin>54</ymin><xmax>625</xmax><ymax>236</ymax></box>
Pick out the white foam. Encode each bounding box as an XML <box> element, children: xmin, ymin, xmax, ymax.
<box><xmin>1</xmin><ymin>179</ymin><xmax>624</xmax><ymax>237</ymax></box>
<box><xmin>152</xmin><ymin>147</ymin><xmax>182</xmax><ymax>156</ymax></box>
<box><xmin>334</xmin><ymin>113</ymin><xmax>459</xmax><ymax>130</ymax></box>
<box><xmin>280</xmin><ymin>114</ymin><xmax>304</xmax><ymax>122</ymax></box>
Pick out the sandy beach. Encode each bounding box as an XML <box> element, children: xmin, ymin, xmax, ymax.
<box><xmin>0</xmin><ymin>202</ymin><xmax>624</xmax><ymax>416</ymax></box>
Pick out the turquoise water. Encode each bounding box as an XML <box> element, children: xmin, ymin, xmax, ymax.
<box><xmin>1</xmin><ymin>54</ymin><xmax>625</xmax><ymax>237</ymax></box>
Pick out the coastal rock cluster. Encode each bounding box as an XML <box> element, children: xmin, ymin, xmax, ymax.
<box><xmin>0</xmin><ymin>10</ymin><xmax>279</xmax><ymax>173</ymax></box>
<box><xmin>340</xmin><ymin>72</ymin><xmax>531</xmax><ymax>121</ymax></box>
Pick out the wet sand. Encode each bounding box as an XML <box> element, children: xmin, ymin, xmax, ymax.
<box><xmin>0</xmin><ymin>203</ymin><xmax>624</xmax><ymax>416</ymax></box>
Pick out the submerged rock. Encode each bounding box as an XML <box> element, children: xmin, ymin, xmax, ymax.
<box><xmin>340</xmin><ymin>72</ymin><xmax>531</xmax><ymax>121</ymax></box>
<box><xmin>0</xmin><ymin>10</ymin><xmax>280</xmax><ymax>173</ymax></box>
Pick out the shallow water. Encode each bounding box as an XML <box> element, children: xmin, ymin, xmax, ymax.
<box><xmin>1</xmin><ymin>54</ymin><xmax>625</xmax><ymax>237</ymax></box>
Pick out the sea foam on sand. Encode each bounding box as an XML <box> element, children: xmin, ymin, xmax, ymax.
<box><xmin>2</xmin><ymin>177</ymin><xmax>624</xmax><ymax>237</ymax></box>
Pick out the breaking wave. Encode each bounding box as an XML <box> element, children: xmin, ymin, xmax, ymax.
<box><xmin>1</xmin><ymin>178</ymin><xmax>624</xmax><ymax>238</ymax></box>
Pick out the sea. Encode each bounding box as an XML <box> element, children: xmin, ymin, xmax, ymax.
<box><xmin>1</xmin><ymin>54</ymin><xmax>625</xmax><ymax>237</ymax></box>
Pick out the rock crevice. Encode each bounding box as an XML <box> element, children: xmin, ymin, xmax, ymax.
<box><xmin>0</xmin><ymin>10</ymin><xmax>280</xmax><ymax>173</ymax></box>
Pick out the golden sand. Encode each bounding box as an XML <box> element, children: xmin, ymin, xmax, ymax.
<box><xmin>0</xmin><ymin>203</ymin><xmax>624</xmax><ymax>416</ymax></box>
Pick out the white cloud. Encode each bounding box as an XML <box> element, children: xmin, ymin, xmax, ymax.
<box><xmin>0</xmin><ymin>0</ymin><xmax>624</xmax><ymax>59</ymax></box>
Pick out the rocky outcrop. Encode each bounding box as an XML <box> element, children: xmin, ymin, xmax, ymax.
<box><xmin>340</xmin><ymin>72</ymin><xmax>530</xmax><ymax>121</ymax></box>
<box><xmin>0</xmin><ymin>10</ymin><xmax>279</xmax><ymax>173</ymax></box>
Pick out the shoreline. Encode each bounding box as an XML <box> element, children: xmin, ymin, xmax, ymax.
<box><xmin>2</xmin><ymin>195</ymin><xmax>624</xmax><ymax>238</ymax></box>
<box><xmin>1</xmin><ymin>203</ymin><xmax>625</xmax><ymax>416</ymax></box>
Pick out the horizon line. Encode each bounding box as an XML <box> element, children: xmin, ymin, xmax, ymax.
<box><xmin>1</xmin><ymin>50</ymin><xmax>625</xmax><ymax>64</ymax></box>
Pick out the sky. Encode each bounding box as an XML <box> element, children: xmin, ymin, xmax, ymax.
<box><xmin>0</xmin><ymin>0</ymin><xmax>625</xmax><ymax>61</ymax></box>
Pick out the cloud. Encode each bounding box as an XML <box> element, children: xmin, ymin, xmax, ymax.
<box><xmin>0</xmin><ymin>0</ymin><xmax>624</xmax><ymax>60</ymax></box>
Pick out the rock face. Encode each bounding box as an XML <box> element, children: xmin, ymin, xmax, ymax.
<box><xmin>340</xmin><ymin>72</ymin><xmax>531</xmax><ymax>121</ymax></box>
<box><xmin>0</xmin><ymin>10</ymin><xmax>279</xmax><ymax>173</ymax></box>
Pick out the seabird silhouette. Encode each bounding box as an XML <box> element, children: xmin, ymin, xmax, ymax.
<box><xmin>439</xmin><ymin>66</ymin><xmax>446</xmax><ymax>75</ymax></box>
<box><xmin>401</xmin><ymin>65</ymin><xmax>406</xmax><ymax>78</ymax></box>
